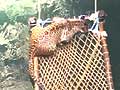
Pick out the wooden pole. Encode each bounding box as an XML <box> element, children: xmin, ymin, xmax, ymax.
<box><xmin>99</xmin><ymin>21</ymin><xmax>114</xmax><ymax>90</ymax></box>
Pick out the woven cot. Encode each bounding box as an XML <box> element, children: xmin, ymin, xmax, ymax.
<box><xmin>29</xmin><ymin>17</ymin><xmax>114</xmax><ymax>90</ymax></box>
<box><xmin>37</xmin><ymin>31</ymin><xmax>113</xmax><ymax>90</ymax></box>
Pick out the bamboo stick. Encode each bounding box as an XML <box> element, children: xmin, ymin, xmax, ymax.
<box><xmin>34</xmin><ymin>57</ymin><xmax>40</xmax><ymax>90</ymax></box>
<box><xmin>99</xmin><ymin>21</ymin><xmax>114</xmax><ymax>90</ymax></box>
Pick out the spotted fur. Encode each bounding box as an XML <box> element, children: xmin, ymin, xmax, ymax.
<box><xmin>28</xmin><ymin>18</ymin><xmax>87</xmax><ymax>86</ymax></box>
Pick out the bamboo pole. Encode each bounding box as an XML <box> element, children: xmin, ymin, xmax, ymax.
<box><xmin>34</xmin><ymin>57</ymin><xmax>40</xmax><ymax>90</ymax></box>
<box><xmin>99</xmin><ymin>21</ymin><xmax>114</xmax><ymax>90</ymax></box>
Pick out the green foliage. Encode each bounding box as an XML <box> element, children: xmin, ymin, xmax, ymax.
<box><xmin>0</xmin><ymin>0</ymin><xmax>93</xmax><ymax>24</ymax></box>
<box><xmin>40</xmin><ymin>0</ymin><xmax>70</xmax><ymax>18</ymax></box>
<box><xmin>0</xmin><ymin>0</ymin><xmax>37</xmax><ymax>25</ymax></box>
<box><xmin>40</xmin><ymin>0</ymin><xmax>93</xmax><ymax>19</ymax></box>
<box><xmin>0</xmin><ymin>11</ymin><xmax>9</xmax><ymax>25</ymax></box>
<box><xmin>0</xmin><ymin>23</ymin><xmax>29</xmax><ymax>66</ymax></box>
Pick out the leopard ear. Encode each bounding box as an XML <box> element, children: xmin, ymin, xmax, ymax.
<box><xmin>98</xmin><ymin>10</ymin><xmax>107</xmax><ymax>22</ymax></box>
<box><xmin>98</xmin><ymin>10</ymin><xmax>107</xmax><ymax>17</ymax></box>
<box><xmin>28</xmin><ymin>16</ymin><xmax>37</xmax><ymax>28</ymax></box>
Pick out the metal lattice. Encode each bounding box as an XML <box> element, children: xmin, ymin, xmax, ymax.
<box><xmin>37</xmin><ymin>31</ymin><xmax>110</xmax><ymax>90</ymax></box>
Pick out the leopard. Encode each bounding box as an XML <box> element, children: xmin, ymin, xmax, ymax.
<box><xmin>28</xmin><ymin>17</ymin><xmax>87</xmax><ymax>88</ymax></box>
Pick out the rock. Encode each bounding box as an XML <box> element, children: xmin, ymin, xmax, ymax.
<box><xmin>0</xmin><ymin>60</ymin><xmax>33</xmax><ymax>90</ymax></box>
<box><xmin>0</xmin><ymin>79</ymin><xmax>33</xmax><ymax>90</ymax></box>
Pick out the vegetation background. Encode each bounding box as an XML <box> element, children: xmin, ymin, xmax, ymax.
<box><xmin>0</xmin><ymin>0</ymin><xmax>120</xmax><ymax>90</ymax></box>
